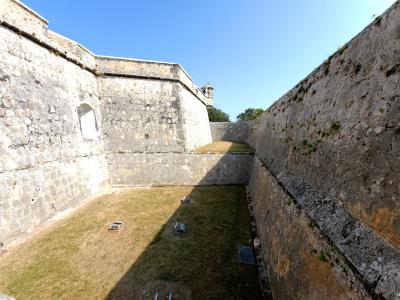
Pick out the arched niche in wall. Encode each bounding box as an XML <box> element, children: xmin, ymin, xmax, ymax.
<box><xmin>77</xmin><ymin>103</ymin><xmax>98</xmax><ymax>140</ymax></box>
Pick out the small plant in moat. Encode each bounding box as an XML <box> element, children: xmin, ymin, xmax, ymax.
<box><xmin>319</xmin><ymin>251</ymin><xmax>328</xmax><ymax>262</ymax></box>
<box><xmin>308</xmin><ymin>219</ymin><xmax>317</xmax><ymax>229</ymax></box>
<box><xmin>286</xmin><ymin>198</ymin><xmax>293</xmax><ymax>206</ymax></box>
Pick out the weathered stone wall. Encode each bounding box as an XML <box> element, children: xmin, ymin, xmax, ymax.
<box><xmin>249</xmin><ymin>1</ymin><xmax>400</xmax><ymax>249</ymax></box>
<box><xmin>0</xmin><ymin>0</ymin><xmax>48</xmax><ymax>41</ymax></box>
<box><xmin>3</xmin><ymin>0</ymin><xmax>398</xmax><ymax>298</ymax></box>
<box><xmin>248</xmin><ymin>2</ymin><xmax>400</xmax><ymax>299</ymax></box>
<box><xmin>249</xmin><ymin>157</ymin><xmax>371</xmax><ymax>299</ymax></box>
<box><xmin>97</xmin><ymin>57</ymin><xmax>211</xmax><ymax>153</ymax></box>
<box><xmin>98</xmin><ymin>77</ymin><xmax>211</xmax><ymax>154</ymax></box>
<box><xmin>0</xmin><ymin>24</ymin><xmax>108</xmax><ymax>247</ymax></box>
<box><xmin>0</xmin><ymin>0</ymin><xmax>212</xmax><ymax>247</ymax></box>
<box><xmin>249</xmin><ymin>157</ymin><xmax>400</xmax><ymax>299</ymax></box>
<box><xmin>181</xmin><ymin>88</ymin><xmax>212</xmax><ymax>150</ymax></box>
<box><xmin>98</xmin><ymin>77</ymin><xmax>186</xmax><ymax>153</ymax></box>
<box><xmin>210</xmin><ymin>121</ymin><xmax>252</xmax><ymax>143</ymax></box>
<box><xmin>108</xmin><ymin>153</ymin><xmax>252</xmax><ymax>186</ymax></box>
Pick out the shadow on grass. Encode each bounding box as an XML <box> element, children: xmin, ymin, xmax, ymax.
<box><xmin>105</xmin><ymin>143</ymin><xmax>262</xmax><ymax>300</ymax></box>
<box><xmin>0</xmin><ymin>143</ymin><xmax>263</xmax><ymax>300</ymax></box>
<box><xmin>105</xmin><ymin>185</ymin><xmax>262</xmax><ymax>300</ymax></box>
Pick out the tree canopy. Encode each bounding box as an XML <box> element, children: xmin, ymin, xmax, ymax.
<box><xmin>236</xmin><ymin>108</ymin><xmax>264</xmax><ymax>121</ymax></box>
<box><xmin>207</xmin><ymin>106</ymin><xmax>230</xmax><ymax>122</ymax></box>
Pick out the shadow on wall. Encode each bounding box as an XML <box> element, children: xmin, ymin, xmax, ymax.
<box><xmin>67</xmin><ymin>139</ymin><xmax>376</xmax><ymax>300</ymax></box>
<box><xmin>104</xmin><ymin>144</ymin><xmax>263</xmax><ymax>300</ymax></box>
<box><xmin>0</xmin><ymin>144</ymin><xmax>265</xmax><ymax>299</ymax></box>
<box><xmin>0</xmin><ymin>140</ymin><xmax>387</xmax><ymax>299</ymax></box>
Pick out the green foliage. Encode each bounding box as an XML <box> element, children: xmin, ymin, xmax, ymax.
<box><xmin>354</xmin><ymin>63</ymin><xmax>362</xmax><ymax>74</ymax></box>
<box><xmin>236</xmin><ymin>108</ymin><xmax>264</xmax><ymax>121</ymax></box>
<box><xmin>337</xmin><ymin>45</ymin><xmax>347</xmax><ymax>56</ymax></box>
<box><xmin>207</xmin><ymin>106</ymin><xmax>230</xmax><ymax>122</ymax></box>
<box><xmin>318</xmin><ymin>251</ymin><xmax>329</xmax><ymax>262</ymax></box>
<box><xmin>375</xmin><ymin>16</ymin><xmax>382</xmax><ymax>26</ymax></box>
<box><xmin>330</xmin><ymin>121</ymin><xmax>341</xmax><ymax>132</ymax></box>
<box><xmin>323</xmin><ymin>58</ymin><xmax>331</xmax><ymax>76</ymax></box>
<box><xmin>286</xmin><ymin>198</ymin><xmax>293</xmax><ymax>206</ymax></box>
<box><xmin>308</xmin><ymin>219</ymin><xmax>317</xmax><ymax>229</ymax></box>
<box><xmin>379</xmin><ymin>108</ymin><xmax>385</xmax><ymax>113</ymax></box>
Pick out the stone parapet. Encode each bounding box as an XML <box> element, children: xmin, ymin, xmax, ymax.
<box><xmin>0</xmin><ymin>0</ymin><xmax>206</xmax><ymax>104</ymax></box>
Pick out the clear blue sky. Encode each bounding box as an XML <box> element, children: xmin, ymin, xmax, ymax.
<box><xmin>23</xmin><ymin>0</ymin><xmax>396</xmax><ymax>120</ymax></box>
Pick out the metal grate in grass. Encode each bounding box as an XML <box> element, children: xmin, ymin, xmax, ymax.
<box><xmin>238</xmin><ymin>246</ymin><xmax>255</xmax><ymax>265</ymax></box>
<box><xmin>174</xmin><ymin>223</ymin><xmax>186</xmax><ymax>234</ymax></box>
<box><xmin>108</xmin><ymin>221</ymin><xmax>123</xmax><ymax>231</ymax></box>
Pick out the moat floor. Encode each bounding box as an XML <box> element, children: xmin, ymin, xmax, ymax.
<box><xmin>193</xmin><ymin>141</ymin><xmax>252</xmax><ymax>154</ymax></box>
<box><xmin>0</xmin><ymin>186</ymin><xmax>261</xmax><ymax>300</ymax></box>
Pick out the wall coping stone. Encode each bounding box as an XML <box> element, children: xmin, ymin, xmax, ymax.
<box><xmin>10</xmin><ymin>0</ymin><xmax>48</xmax><ymax>24</ymax></box>
<box><xmin>264</xmin><ymin>0</ymin><xmax>400</xmax><ymax>113</ymax></box>
<box><xmin>0</xmin><ymin>0</ymin><xmax>207</xmax><ymax>105</ymax></box>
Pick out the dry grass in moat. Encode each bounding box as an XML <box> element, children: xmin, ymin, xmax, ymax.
<box><xmin>193</xmin><ymin>141</ymin><xmax>252</xmax><ymax>154</ymax></box>
<box><xmin>0</xmin><ymin>186</ymin><xmax>261</xmax><ymax>300</ymax></box>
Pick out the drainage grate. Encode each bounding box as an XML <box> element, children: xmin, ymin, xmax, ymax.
<box><xmin>108</xmin><ymin>221</ymin><xmax>123</xmax><ymax>231</ymax></box>
<box><xmin>153</xmin><ymin>291</ymin><xmax>173</xmax><ymax>300</ymax></box>
<box><xmin>174</xmin><ymin>223</ymin><xmax>186</xmax><ymax>234</ymax></box>
<box><xmin>181</xmin><ymin>196</ymin><xmax>193</xmax><ymax>204</ymax></box>
<box><xmin>238</xmin><ymin>246</ymin><xmax>255</xmax><ymax>265</ymax></box>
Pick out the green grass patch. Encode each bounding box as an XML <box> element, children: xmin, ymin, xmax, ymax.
<box><xmin>193</xmin><ymin>141</ymin><xmax>252</xmax><ymax>154</ymax></box>
<box><xmin>0</xmin><ymin>186</ymin><xmax>261</xmax><ymax>300</ymax></box>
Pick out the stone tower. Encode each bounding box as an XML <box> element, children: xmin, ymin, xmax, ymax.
<box><xmin>201</xmin><ymin>83</ymin><xmax>214</xmax><ymax>106</ymax></box>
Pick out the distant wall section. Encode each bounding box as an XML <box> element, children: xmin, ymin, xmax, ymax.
<box><xmin>181</xmin><ymin>87</ymin><xmax>212</xmax><ymax>150</ymax></box>
<box><xmin>108</xmin><ymin>153</ymin><xmax>252</xmax><ymax>186</ymax></box>
<box><xmin>98</xmin><ymin>77</ymin><xmax>186</xmax><ymax>153</ymax></box>
<box><xmin>210</xmin><ymin>122</ymin><xmax>252</xmax><ymax>143</ymax></box>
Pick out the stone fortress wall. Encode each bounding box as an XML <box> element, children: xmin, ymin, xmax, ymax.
<box><xmin>0</xmin><ymin>0</ymin><xmax>218</xmax><ymax>248</ymax></box>
<box><xmin>1</xmin><ymin>0</ymin><xmax>400</xmax><ymax>299</ymax></box>
<box><xmin>246</xmin><ymin>2</ymin><xmax>400</xmax><ymax>299</ymax></box>
<box><xmin>0</xmin><ymin>1</ymin><xmax>108</xmax><ymax>248</ymax></box>
<box><xmin>210</xmin><ymin>2</ymin><xmax>400</xmax><ymax>298</ymax></box>
<box><xmin>109</xmin><ymin>153</ymin><xmax>253</xmax><ymax>187</ymax></box>
<box><xmin>210</xmin><ymin>121</ymin><xmax>252</xmax><ymax>143</ymax></box>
